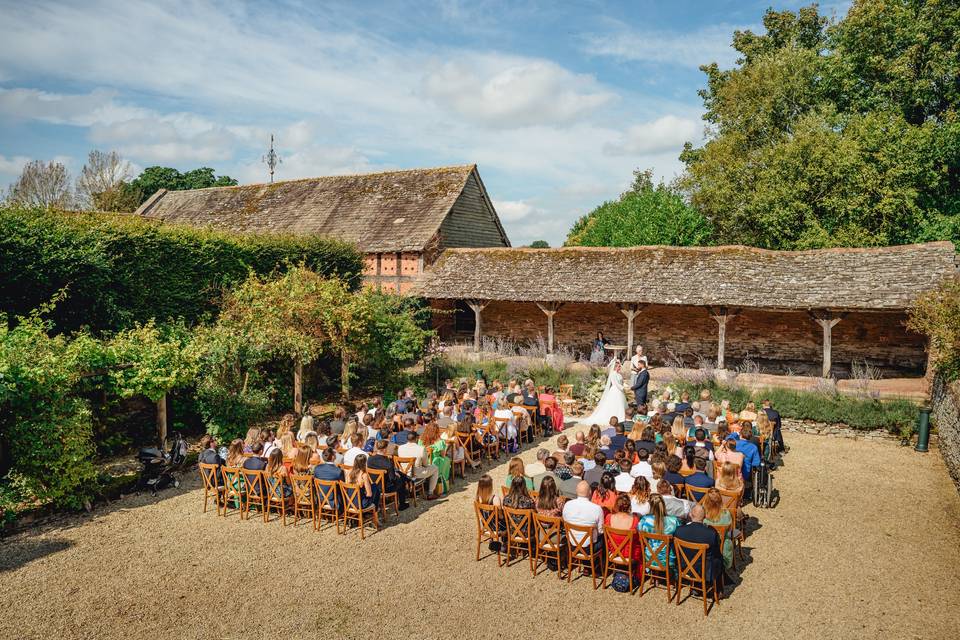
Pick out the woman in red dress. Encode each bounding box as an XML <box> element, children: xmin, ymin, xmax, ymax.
<box><xmin>604</xmin><ymin>493</ymin><xmax>642</xmax><ymax>576</ymax></box>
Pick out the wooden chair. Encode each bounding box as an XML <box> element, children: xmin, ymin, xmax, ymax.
<box><xmin>674</xmin><ymin>537</ymin><xmax>720</xmax><ymax>616</ymax></box>
<box><xmin>314</xmin><ymin>478</ymin><xmax>341</xmax><ymax>532</ymax></box>
<box><xmin>198</xmin><ymin>463</ymin><xmax>225</xmax><ymax>515</ymax></box>
<box><xmin>708</xmin><ymin>521</ymin><xmax>732</xmax><ymax>573</ymax></box>
<box><xmin>265</xmin><ymin>474</ymin><xmax>292</xmax><ymax>526</ymax></box>
<box><xmin>537</xmin><ymin>397</ymin><xmax>557</xmax><ymax>433</ymax></box>
<box><xmin>290</xmin><ymin>474</ymin><xmax>315</xmax><ymax>527</ymax></box>
<box><xmin>446</xmin><ymin>438</ymin><xmax>466</xmax><ymax>480</ymax></box>
<box><xmin>493</xmin><ymin>416</ymin><xmax>513</xmax><ymax>451</ymax></box>
<box><xmin>480</xmin><ymin>423</ymin><xmax>500</xmax><ymax>461</ymax></box>
<box><xmin>564</xmin><ymin>523</ymin><xmax>600</xmax><ymax>589</ymax></box>
<box><xmin>502</xmin><ymin>506</ymin><xmax>534</xmax><ymax>574</ymax></box>
<box><xmin>639</xmin><ymin>531</ymin><xmax>674</xmax><ymax>600</ymax></box>
<box><xmin>684</xmin><ymin>484</ymin><xmax>710</xmax><ymax>505</ymax></box>
<box><xmin>341</xmin><ymin>481</ymin><xmax>379</xmax><ymax>539</ymax></box>
<box><xmin>558</xmin><ymin>384</ymin><xmax>577</xmax><ymax>411</ymax></box>
<box><xmin>239</xmin><ymin>468</ymin><xmax>267</xmax><ymax>522</ymax></box>
<box><xmin>394</xmin><ymin>456</ymin><xmax>426</xmax><ymax>505</ymax></box>
<box><xmin>500</xmin><ymin>486</ymin><xmax>510</xmax><ymax>497</ymax></box>
<box><xmin>603</xmin><ymin>526</ymin><xmax>637</xmax><ymax>593</ymax></box>
<box><xmin>220</xmin><ymin>466</ymin><xmax>245</xmax><ymax>517</ymax></box>
<box><xmin>368</xmin><ymin>468</ymin><xmax>399</xmax><ymax>522</ymax></box>
<box><xmin>511</xmin><ymin>403</ymin><xmax>539</xmax><ymax>440</ymax></box>
<box><xmin>717</xmin><ymin>488</ymin><xmax>745</xmax><ymax>566</ymax></box>
<box><xmin>474</xmin><ymin>501</ymin><xmax>502</xmax><ymax>565</ymax></box>
<box><xmin>532</xmin><ymin>512</ymin><xmax>564</xmax><ymax>578</ymax></box>
<box><xmin>455</xmin><ymin>431</ymin><xmax>481</xmax><ymax>473</ymax></box>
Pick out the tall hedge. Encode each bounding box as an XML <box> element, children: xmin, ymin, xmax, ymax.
<box><xmin>0</xmin><ymin>206</ymin><xmax>364</xmax><ymax>333</ymax></box>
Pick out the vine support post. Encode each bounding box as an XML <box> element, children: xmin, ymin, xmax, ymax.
<box><xmin>708</xmin><ymin>306</ymin><xmax>739</xmax><ymax>370</ymax></box>
<box><xmin>340</xmin><ymin>350</ymin><xmax>351</xmax><ymax>400</ymax></box>
<box><xmin>294</xmin><ymin>359</ymin><xmax>303</xmax><ymax>414</ymax></box>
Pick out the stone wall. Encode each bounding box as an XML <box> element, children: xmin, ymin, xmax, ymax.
<box><xmin>434</xmin><ymin>300</ymin><xmax>926</xmax><ymax>377</ymax></box>
<box><xmin>930</xmin><ymin>374</ymin><xmax>960</xmax><ymax>491</ymax></box>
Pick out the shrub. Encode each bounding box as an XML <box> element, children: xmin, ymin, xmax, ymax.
<box><xmin>909</xmin><ymin>278</ymin><xmax>960</xmax><ymax>381</ymax></box>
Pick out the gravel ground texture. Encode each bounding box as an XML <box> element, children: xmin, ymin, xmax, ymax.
<box><xmin>2</xmin><ymin>429</ymin><xmax>959</xmax><ymax>640</ymax></box>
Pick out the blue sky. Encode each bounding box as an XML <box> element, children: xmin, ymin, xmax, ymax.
<box><xmin>0</xmin><ymin>0</ymin><xmax>850</xmax><ymax>245</ymax></box>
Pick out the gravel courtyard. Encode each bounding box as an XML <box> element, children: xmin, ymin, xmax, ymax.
<box><xmin>2</xmin><ymin>429</ymin><xmax>959</xmax><ymax>640</ymax></box>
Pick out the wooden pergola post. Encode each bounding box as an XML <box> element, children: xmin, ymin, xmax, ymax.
<box><xmin>535</xmin><ymin>302</ymin><xmax>564</xmax><ymax>353</ymax></box>
<box><xmin>156</xmin><ymin>394</ymin><xmax>167</xmax><ymax>444</ymax></box>
<box><xmin>618</xmin><ymin>304</ymin><xmax>645</xmax><ymax>357</ymax></box>
<box><xmin>708</xmin><ymin>306</ymin><xmax>739</xmax><ymax>369</ymax></box>
<box><xmin>293</xmin><ymin>359</ymin><xmax>303</xmax><ymax>414</ymax></box>
<box><xmin>466</xmin><ymin>299</ymin><xmax>489</xmax><ymax>352</ymax></box>
<box><xmin>810</xmin><ymin>311</ymin><xmax>846</xmax><ymax>378</ymax></box>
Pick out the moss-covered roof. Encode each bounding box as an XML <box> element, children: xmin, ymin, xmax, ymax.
<box><xmin>411</xmin><ymin>242</ymin><xmax>958</xmax><ymax>311</ymax></box>
<box><xmin>135</xmin><ymin>165</ymin><xmax>480</xmax><ymax>253</ymax></box>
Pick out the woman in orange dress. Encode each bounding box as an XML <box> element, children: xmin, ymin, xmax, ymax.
<box><xmin>538</xmin><ymin>386</ymin><xmax>565</xmax><ymax>432</ymax></box>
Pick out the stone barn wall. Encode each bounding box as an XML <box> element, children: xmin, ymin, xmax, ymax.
<box><xmin>930</xmin><ymin>374</ymin><xmax>960</xmax><ymax>493</ymax></box>
<box><xmin>434</xmin><ymin>301</ymin><xmax>925</xmax><ymax>377</ymax></box>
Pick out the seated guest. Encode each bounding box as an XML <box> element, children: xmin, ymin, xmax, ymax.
<box><xmin>715</xmin><ymin>437</ymin><xmax>745</xmax><ymax>468</ymax></box>
<box><xmin>540</xmin><ymin>386</ymin><xmax>564</xmax><ymax>432</ymax></box>
<box><xmin>535</xmin><ymin>476</ymin><xmax>567</xmax><ymax>517</ymax></box>
<box><xmin>555</xmin><ymin>451</ymin><xmax>575</xmax><ymax>480</ymax></box>
<box><xmin>685</xmin><ymin>455</ymin><xmax>715</xmax><ymax>490</ymax></box>
<box><xmin>552</xmin><ymin>435</ymin><xmax>570</xmax><ymax>461</ymax></box>
<box><xmin>198</xmin><ymin>435</ymin><xmax>224</xmax><ymax>485</ymax></box>
<box><xmin>265</xmin><ymin>448</ymin><xmax>292</xmax><ymax>500</ymax></box>
<box><xmin>303</xmin><ymin>433</ymin><xmax>323</xmax><ymax>465</ymax></box>
<box><xmin>585</xmin><ymin>424</ymin><xmax>601</xmax><ymax>450</ymax></box>
<box><xmin>312</xmin><ymin>447</ymin><xmax>343</xmax><ymax>510</ymax></box>
<box><xmin>329</xmin><ymin>406</ymin><xmax>348</xmax><ymax>435</ymax></box>
<box><xmin>627</xmin><ymin>420</ymin><xmax>646</xmax><ymax>442</ymax></box>
<box><xmin>503</xmin><ymin>456</ymin><xmax>534</xmax><ymax>491</ymax></box>
<box><xmin>739</xmin><ymin>401</ymin><xmax>759</xmax><ymax>423</ymax></box>
<box><xmin>599</xmin><ymin>435</ymin><xmax>614</xmax><ymax>458</ymax></box>
<box><xmin>569</xmin><ymin>431</ymin><xmax>586</xmax><ymax>457</ymax></box>
<box><xmin>605</xmin><ymin>493</ymin><xmax>641</xmax><ymax>574</ymax></box>
<box><xmin>609</xmin><ymin>423</ymin><xmax>628</xmax><ymax>452</ymax></box>
<box><xmin>630</xmin><ymin>447</ymin><xmax>653</xmax><ymax>479</ymax></box>
<box><xmin>342</xmin><ymin>433</ymin><xmax>367</xmax><ymax>467</ymax></box>
<box><xmin>397</xmin><ymin>431</ymin><xmax>441</xmax><ymax>500</ymax></box>
<box><xmin>475</xmin><ymin>473</ymin><xmax>502</xmax><ymax>507</ymax></box>
<box><xmin>578</xmin><ymin>445</ymin><xmax>597</xmax><ymax>472</ymax></box>
<box><xmin>602</xmin><ymin>415</ymin><xmax>619</xmax><ymax>439</ymax></box>
<box><xmin>624</xmin><ymin>438</ymin><xmax>638</xmax><ymax>463</ymax></box>
<box><xmin>702</xmin><ymin>488</ymin><xmax>734</xmax><ymax>570</ymax></box>
<box><xmin>292</xmin><ymin>444</ymin><xmax>314</xmax><ymax>475</ymax></box>
<box><xmin>649</xmin><ymin>461</ymin><xmax>666</xmax><ymax>489</ymax></box>
<box><xmin>614</xmin><ymin>458</ymin><xmax>634</xmax><ymax>493</ymax></box>
<box><xmin>691</xmin><ymin>427</ymin><xmax>715</xmax><ymax>454</ymax></box>
<box><xmin>367</xmin><ymin>440</ymin><xmax>409</xmax><ymax>510</ymax></box>
<box><xmin>679</xmin><ymin>446</ymin><xmax>697</xmax><ymax>476</ymax></box>
<box><xmin>629</xmin><ymin>476</ymin><xmax>652</xmax><ymax>516</ymax></box>
<box><xmin>663</xmin><ymin>455</ymin><xmax>687</xmax><ymax>493</ymax></box>
<box><xmin>242</xmin><ymin>442</ymin><xmax>267</xmax><ymax>471</ymax></box>
<box><xmin>345</xmin><ymin>454</ymin><xmax>380</xmax><ymax>511</ymax></box>
<box><xmin>526</xmin><ymin>448</ymin><xmax>550</xmax><ymax>476</ymax></box>
<box><xmin>437</xmin><ymin>404</ymin><xmax>456</xmax><ymax>428</ymax></box>
<box><xmin>673</xmin><ymin>504</ymin><xmax>724</xmax><ymax>585</ymax></box>
<box><xmin>533</xmin><ymin>456</ymin><xmax>559</xmax><ymax>491</ymax></box>
<box><xmin>562</xmin><ymin>481</ymin><xmax>605</xmax><ymax>552</ymax></box>
<box><xmin>584</xmin><ymin>451</ymin><xmax>606</xmax><ymax>487</ymax></box>
<box><xmin>324</xmin><ymin>436</ymin><xmax>344</xmax><ymax>464</ymax></box>
<box><xmin>657</xmin><ymin>479</ymin><xmax>694</xmax><ymax>520</ymax></box>
<box><xmin>591</xmin><ymin>472</ymin><xmax>618</xmax><ymax>512</ymax></box>
<box><xmin>636</xmin><ymin>426</ymin><xmax>657</xmax><ymax>455</ymax></box>
<box><xmin>716</xmin><ymin>461</ymin><xmax>744</xmax><ymax>494</ymax></box>
<box><xmin>503</xmin><ymin>475</ymin><xmax>535</xmax><ymax>513</ymax></box>
<box><xmin>260</xmin><ymin>429</ymin><xmax>277</xmax><ymax>458</ymax></box>
<box><xmin>242</xmin><ymin>428</ymin><xmax>261</xmax><ymax>454</ymax></box>
<box><xmin>558</xmin><ymin>462</ymin><xmax>585</xmax><ymax>499</ymax></box>
<box><xmin>638</xmin><ymin>494</ymin><xmax>679</xmax><ymax>570</ymax></box>
<box><xmin>225</xmin><ymin>438</ymin><xmax>245</xmax><ymax>468</ymax></box>
<box><xmin>603</xmin><ymin>450</ymin><xmax>621</xmax><ymax>474</ymax></box>
<box><xmin>734</xmin><ymin>425</ymin><xmax>762</xmax><ymax>480</ymax></box>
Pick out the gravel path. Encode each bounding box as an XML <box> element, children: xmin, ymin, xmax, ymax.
<box><xmin>2</xmin><ymin>429</ymin><xmax>959</xmax><ymax>640</ymax></box>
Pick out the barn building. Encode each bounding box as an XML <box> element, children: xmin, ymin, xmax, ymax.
<box><xmin>134</xmin><ymin>164</ymin><xmax>510</xmax><ymax>293</ymax></box>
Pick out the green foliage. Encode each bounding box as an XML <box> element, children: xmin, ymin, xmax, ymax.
<box><xmin>908</xmin><ymin>277</ymin><xmax>960</xmax><ymax>381</ymax></box>
<box><xmin>663</xmin><ymin>379</ymin><xmax>918</xmax><ymax>434</ymax></box>
<box><xmin>128</xmin><ymin>166</ymin><xmax>238</xmax><ymax>205</ymax></box>
<box><xmin>528</xmin><ymin>240</ymin><xmax>550</xmax><ymax>248</ymax></box>
<box><xmin>682</xmin><ymin>1</ymin><xmax>960</xmax><ymax>250</ymax></box>
<box><xmin>0</xmin><ymin>205</ymin><xmax>364</xmax><ymax>333</ymax></box>
<box><xmin>566</xmin><ymin>170</ymin><xmax>712</xmax><ymax>247</ymax></box>
<box><xmin>356</xmin><ymin>291</ymin><xmax>433</xmax><ymax>391</ymax></box>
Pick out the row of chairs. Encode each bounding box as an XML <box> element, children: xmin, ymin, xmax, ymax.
<box><xmin>474</xmin><ymin>502</ymin><xmax>728</xmax><ymax>616</ymax></box>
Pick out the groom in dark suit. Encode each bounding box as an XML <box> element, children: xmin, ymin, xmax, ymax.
<box><xmin>631</xmin><ymin>359</ymin><xmax>649</xmax><ymax>405</ymax></box>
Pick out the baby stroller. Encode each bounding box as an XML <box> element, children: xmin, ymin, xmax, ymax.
<box><xmin>135</xmin><ymin>432</ymin><xmax>188</xmax><ymax>496</ymax></box>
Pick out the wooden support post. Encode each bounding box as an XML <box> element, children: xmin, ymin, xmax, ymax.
<box><xmin>618</xmin><ymin>304</ymin><xmax>645</xmax><ymax>357</ymax></box>
<box><xmin>535</xmin><ymin>302</ymin><xmax>564</xmax><ymax>353</ymax></box>
<box><xmin>294</xmin><ymin>360</ymin><xmax>303</xmax><ymax>414</ymax></box>
<box><xmin>810</xmin><ymin>311</ymin><xmax>845</xmax><ymax>378</ymax></box>
<box><xmin>466</xmin><ymin>299</ymin><xmax>489</xmax><ymax>352</ymax></box>
<box><xmin>340</xmin><ymin>350</ymin><xmax>351</xmax><ymax>399</ymax></box>
<box><xmin>708</xmin><ymin>306</ymin><xmax>739</xmax><ymax>370</ymax></box>
<box><xmin>156</xmin><ymin>394</ymin><xmax>167</xmax><ymax>445</ymax></box>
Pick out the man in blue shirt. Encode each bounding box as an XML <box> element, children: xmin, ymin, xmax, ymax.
<box><xmin>313</xmin><ymin>448</ymin><xmax>344</xmax><ymax>510</ymax></box>
<box><xmin>609</xmin><ymin>423</ymin><xmax>627</xmax><ymax>452</ymax></box>
<box><xmin>684</xmin><ymin>455</ymin><xmax>715</xmax><ymax>501</ymax></box>
<box><xmin>729</xmin><ymin>428</ymin><xmax>761</xmax><ymax>480</ymax></box>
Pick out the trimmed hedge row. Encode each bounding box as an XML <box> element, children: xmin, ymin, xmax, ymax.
<box><xmin>0</xmin><ymin>206</ymin><xmax>364</xmax><ymax>332</ymax></box>
<box><xmin>663</xmin><ymin>380</ymin><xmax>919</xmax><ymax>434</ymax></box>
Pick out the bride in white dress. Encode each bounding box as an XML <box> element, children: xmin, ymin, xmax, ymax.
<box><xmin>580</xmin><ymin>359</ymin><xmax>628</xmax><ymax>425</ymax></box>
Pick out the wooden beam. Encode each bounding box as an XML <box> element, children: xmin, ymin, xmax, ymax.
<box><xmin>466</xmin><ymin>299</ymin><xmax>489</xmax><ymax>352</ymax></box>
<box><xmin>618</xmin><ymin>304</ymin><xmax>646</xmax><ymax>357</ymax></box>
<box><xmin>294</xmin><ymin>359</ymin><xmax>303</xmax><ymax>414</ymax></box>
<box><xmin>708</xmin><ymin>306</ymin><xmax>739</xmax><ymax>369</ymax></box>
<box><xmin>156</xmin><ymin>394</ymin><xmax>167</xmax><ymax>445</ymax></box>
<box><xmin>809</xmin><ymin>311</ymin><xmax>846</xmax><ymax>378</ymax></box>
<box><xmin>536</xmin><ymin>302</ymin><xmax>564</xmax><ymax>353</ymax></box>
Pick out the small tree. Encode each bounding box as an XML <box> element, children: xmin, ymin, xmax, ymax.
<box><xmin>529</xmin><ymin>240</ymin><xmax>550</xmax><ymax>248</ymax></box>
<box><xmin>76</xmin><ymin>150</ymin><xmax>132</xmax><ymax>210</ymax></box>
<box><xmin>6</xmin><ymin>160</ymin><xmax>73</xmax><ymax>209</ymax></box>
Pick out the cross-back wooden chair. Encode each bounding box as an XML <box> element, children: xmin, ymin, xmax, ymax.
<box><xmin>480</xmin><ymin>423</ymin><xmax>500</xmax><ymax>461</ymax></box>
<box><xmin>532</xmin><ymin>512</ymin><xmax>564</xmax><ymax>579</ymax></box>
<box><xmin>474</xmin><ymin>501</ymin><xmax>502</xmax><ymax>565</ymax></box>
<box><xmin>684</xmin><ymin>484</ymin><xmax>710</xmax><ymax>505</ymax></box>
<box><xmin>500</xmin><ymin>486</ymin><xmax>510</xmax><ymax>497</ymax></box>
<box><xmin>198</xmin><ymin>463</ymin><xmax>225</xmax><ymax>515</ymax></box>
<box><xmin>393</xmin><ymin>455</ymin><xmax>426</xmax><ymax>505</ymax></box>
<box><xmin>446</xmin><ymin>437</ymin><xmax>466</xmax><ymax>480</ymax></box>
<box><xmin>314</xmin><ymin>478</ymin><xmax>341</xmax><ymax>533</ymax></box>
<box><xmin>367</xmin><ymin>468</ymin><xmax>399</xmax><ymax>522</ymax></box>
<box><xmin>564</xmin><ymin>522</ymin><xmax>600</xmax><ymax>589</ymax></box>
<box><xmin>511</xmin><ymin>403</ymin><xmax>539</xmax><ymax>439</ymax></box>
<box><xmin>717</xmin><ymin>487</ymin><xmax>745</xmax><ymax>564</ymax></box>
<box><xmin>673</xmin><ymin>537</ymin><xmax>719</xmax><ymax>616</ymax></box>
<box><xmin>502</xmin><ymin>506</ymin><xmax>535</xmax><ymax>573</ymax></box>
<box><xmin>558</xmin><ymin>384</ymin><xmax>577</xmax><ymax>410</ymax></box>
<box><xmin>220</xmin><ymin>466</ymin><xmax>245</xmax><ymax>517</ymax></box>
<box><xmin>493</xmin><ymin>416</ymin><xmax>514</xmax><ymax>451</ymax></box>
<box><xmin>603</xmin><ymin>526</ymin><xmax>638</xmax><ymax>593</ymax></box>
<box><xmin>265</xmin><ymin>473</ymin><xmax>292</xmax><ymax>526</ymax></box>
<box><xmin>239</xmin><ymin>468</ymin><xmax>267</xmax><ymax>522</ymax></box>
<box><xmin>290</xmin><ymin>473</ymin><xmax>315</xmax><ymax>527</ymax></box>
<box><xmin>639</xmin><ymin>531</ymin><xmax>674</xmax><ymax>600</ymax></box>
<box><xmin>455</xmin><ymin>431</ymin><xmax>481</xmax><ymax>473</ymax></box>
<box><xmin>708</xmin><ymin>521</ymin><xmax>732</xmax><ymax>572</ymax></box>
<box><xmin>340</xmin><ymin>481</ymin><xmax>379</xmax><ymax>539</ymax></box>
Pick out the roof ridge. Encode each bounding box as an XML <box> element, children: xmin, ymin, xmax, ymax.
<box><xmin>438</xmin><ymin>241</ymin><xmax>956</xmax><ymax>256</ymax></box>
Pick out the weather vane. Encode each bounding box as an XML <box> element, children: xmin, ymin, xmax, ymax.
<box><xmin>262</xmin><ymin>134</ymin><xmax>281</xmax><ymax>183</ymax></box>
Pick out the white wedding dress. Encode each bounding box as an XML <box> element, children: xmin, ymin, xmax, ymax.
<box><xmin>580</xmin><ymin>360</ymin><xmax>627</xmax><ymax>425</ymax></box>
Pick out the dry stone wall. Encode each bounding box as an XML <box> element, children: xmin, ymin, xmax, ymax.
<box><xmin>930</xmin><ymin>374</ymin><xmax>960</xmax><ymax>491</ymax></box>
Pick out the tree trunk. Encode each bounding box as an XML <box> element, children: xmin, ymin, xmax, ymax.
<box><xmin>156</xmin><ymin>394</ymin><xmax>167</xmax><ymax>445</ymax></box>
<box><xmin>340</xmin><ymin>350</ymin><xmax>350</xmax><ymax>399</ymax></box>
<box><xmin>294</xmin><ymin>360</ymin><xmax>303</xmax><ymax>414</ymax></box>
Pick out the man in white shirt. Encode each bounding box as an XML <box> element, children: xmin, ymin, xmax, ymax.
<box><xmin>629</xmin><ymin>448</ymin><xmax>654</xmax><ymax>479</ymax></box>
<box><xmin>629</xmin><ymin>345</ymin><xmax>646</xmax><ymax>386</ymax></box>
<box><xmin>341</xmin><ymin>434</ymin><xmax>367</xmax><ymax>467</ymax></box>
<box><xmin>562</xmin><ymin>481</ymin><xmax>604</xmax><ymax>549</ymax></box>
<box><xmin>437</xmin><ymin>405</ymin><xmax>456</xmax><ymax>429</ymax></box>
<box><xmin>526</xmin><ymin>448</ymin><xmax>550</xmax><ymax>477</ymax></box>
<box><xmin>614</xmin><ymin>459</ymin><xmax>635</xmax><ymax>492</ymax></box>
<box><xmin>397</xmin><ymin>431</ymin><xmax>439</xmax><ymax>497</ymax></box>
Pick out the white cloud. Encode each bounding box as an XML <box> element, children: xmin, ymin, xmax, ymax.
<box><xmin>493</xmin><ymin>199</ymin><xmax>536</xmax><ymax>222</ymax></box>
<box><xmin>422</xmin><ymin>56</ymin><xmax>616</xmax><ymax>128</ymax></box>
<box><xmin>0</xmin><ymin>154</ymin><xmax>31</xmax><ymax>175</ymax></box>
<box><xmin>235</xmin><ymin>144</ymin><xmax>376</xmax><ymax>184</ymax></box>
<box><xmin>604</xmin><ymin>115</ymin><xmax>701</xmax><ymax>156</ymax></box>
<box><xmin>582</xmin><ymin>23</ymin><xmax>742</xmax><ymax>69</ymax></box>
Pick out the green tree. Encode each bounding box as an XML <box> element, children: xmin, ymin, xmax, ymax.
<box><xmin>681</xmin><ymin>1</ymin><xmax>960</xmax><ymax>250</ymax></box>
<box><xmin>127</xmin><ymin>166</ymin><xmax>238</xmax><ymax>205</ymax></box>
<box><xmin>528</xmin><ymin>240</ymin><xmax>550</xmax><ymax>248</ymax></box>
<box><xmin>565</xmin><ymin>169</ymin><xmax>712</xmax><ymax>247</ymax></box>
